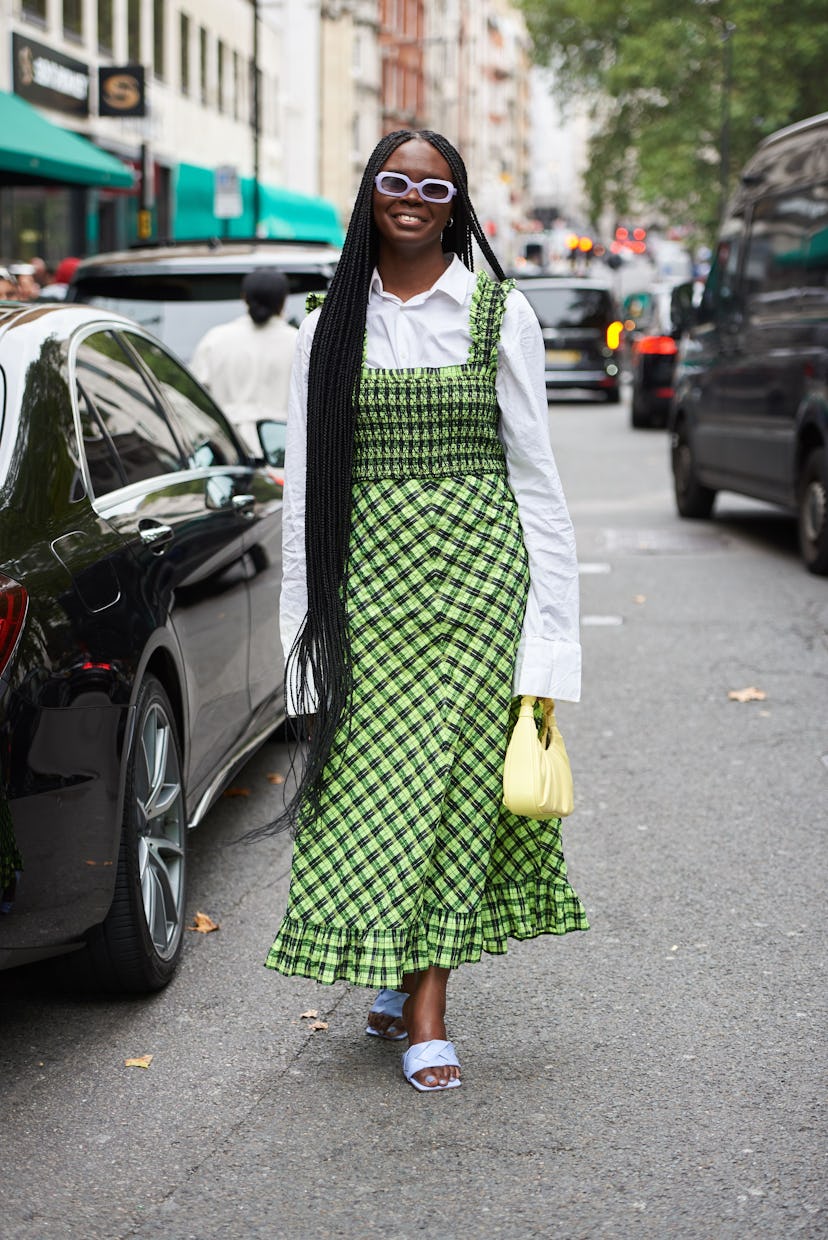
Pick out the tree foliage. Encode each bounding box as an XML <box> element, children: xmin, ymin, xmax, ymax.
<box><xmin>516</xmin><ymin>0</ymin><xmax>828</xmax><ymax>238</ymax></box>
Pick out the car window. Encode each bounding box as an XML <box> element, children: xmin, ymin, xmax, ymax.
<box><xmin>699</xmin><ymin>229</ymin><xmax>743</xmax><ymax>321</ymax></box>
<box><xmin>74</xmin><ymin>331</ymin><xmax>184</xmax><ymax>490</ymax></box>
<box><xmin>520</xmin><ymin>286</ymin><xmax>614</xmax><ymax>329</ymax></box>
<box><xmin>125</xmin><ymin>333</ymin><xmax>246</xmax><ymax>468</ymax></box>
<box><xmin>742</xmin><ymin>184</ymin><xmax>828</xmax><ymax>308</ymax></box>
<box><xmin>75</xmin><ymin>381</ymin><xmax>128</xmax><ymax>497</ymax></box>
<box><xmin>71</xmin><ymin>271</ymin><xmax>330</xmax><ymax>360</ymax></box>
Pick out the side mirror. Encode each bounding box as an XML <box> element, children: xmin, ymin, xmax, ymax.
<box><xmin>257</xmin><ymin>419</ymin><xmax>287</xmax><ymax>469</ymax></box>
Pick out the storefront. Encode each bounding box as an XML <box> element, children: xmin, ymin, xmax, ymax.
<box><xmin>0</xmin><ymin>34</ymin><xmax>133</xmax><ymax>268</ymax></box>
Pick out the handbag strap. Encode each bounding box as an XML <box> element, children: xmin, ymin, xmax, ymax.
<box><xmin>519</xmin><ymin>694</ymin><xmax>557</xmax><ymax>749</ymax></box>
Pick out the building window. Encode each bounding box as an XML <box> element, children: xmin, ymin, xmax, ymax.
<box><xmin>63</xmin><ymin>0</ymin><xmax>83</xmax><ymax>40</ymax></box>
<box><xmin>249</xmin><ymin>59</ymin><xmax>262</xmax><ymax>128</ymax></box>
<box><xmin>22</xmin><ymin>0</ymin><xmax>47</xmax><ymax>23</ymax></box>
<box><xmin>98</xmin><ymin>0</ymin><xmax>114</xmax><ymax>53</ymax></box>
<box><xmin>153</xmin><ymin>0</ymin><xmax>166</xmax><ymax>80</ymax></box>
<box><xmin>217</xmin><ymin>40</ymin><xmax>225</xmax><ymax>113</ymax></box>
<box><xmin>199</xmin><ymin>26</ymin><xmax>208</xmax><ymax>105</ymax></box>
<box><xmin>180</xmin><ymin>13</ymin><xmax>190</xmax><ymax>95</ymax></box>
<box><xmin>127</xmin><ymin>0</ymin><xmax>141</xmax><ymax>62</ymax></box>
<box><xmin>233</xmin><ymin>50</ymin><xmax>241</xmax><ymax>120</ymax></box>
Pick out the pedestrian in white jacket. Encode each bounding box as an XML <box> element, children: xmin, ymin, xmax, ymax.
<box><xmin>190</xmin><ymin>268</ymin><xmax>298</xmax><ymax>453</ymax></box>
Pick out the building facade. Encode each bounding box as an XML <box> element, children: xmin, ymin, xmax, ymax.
<box><xmin>1</xmin><ymin>0</ymin><xmax>579</xmax><ymax>270</ymax></box>
<box><xmin>0</xmin><ymin>0</ymin><xmax>335</xmax><ymax>265</ymax></box>
<box><xmin>318</xmin><ymin>0</ymin><xmax>381</xmax><ymax>219</ymax></box>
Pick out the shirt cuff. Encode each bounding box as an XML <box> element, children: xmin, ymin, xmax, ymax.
<box><xmin>512</xmin><ymin>636</ymin><xmax>582</xmax><ymax>702</ymax></box>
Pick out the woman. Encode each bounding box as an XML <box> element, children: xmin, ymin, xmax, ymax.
<box><xmin>265</xmin><ymin>130</ymin><xmax>588</xmax><ymax>1092</ymax></box>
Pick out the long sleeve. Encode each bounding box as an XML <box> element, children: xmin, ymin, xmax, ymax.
<box><xmin>496</xmin><ymin>288</ymin><xmax>582</xmax><ymax>702</ymax></box>
<box><xmin>279</xmin><ymin>310</ymin><xmax>318</xmax><ymax>713</ymax></box>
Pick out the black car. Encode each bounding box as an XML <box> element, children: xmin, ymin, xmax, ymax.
<box><xmin>670</xmin><ymin>112</ymin><xmax>828</xmax><ymax>574</ymax></box>
<box><xmin>623</xmin><ymin>283</ymin><xmax>684</xmax><ymax>428</ymax></box>
<box><xmin>0</xmin><ymin>302</ymin><xmax>285</xmax><ymax>991</ymax></box>
<box><xmin>515</xmin><ymin>276</ymin><xmax>624</xmax><ymax>402</ymax></box>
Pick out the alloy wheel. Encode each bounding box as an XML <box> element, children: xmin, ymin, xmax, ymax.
<box><xmin>135</xmin><ymin>701</ymin><xmax>185</xmax><ymax>960</ymax></box>
<box><xmin>801</xmin><ymin>475</ymin><xmax>826</xmax><ymax>549</ymax></box>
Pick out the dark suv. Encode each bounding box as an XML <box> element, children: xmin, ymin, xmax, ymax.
<box><xmin>669</xmin><ymin>112</ymin><xmax>828</xmax><ymax>574</ymax></box>
<box><xmin>515</xmin><ymin>276</ymin><xmax>624</xmax><ymax>402</ymax></box>
<box><xmin>68</xmin><ymin>238</ymin><xmax>339</xmax><ymax>363</ymax></box>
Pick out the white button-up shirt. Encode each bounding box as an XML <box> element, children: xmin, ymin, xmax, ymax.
<box><xmin>280</xmin><ymin>255</ymin><xmax>582</xmax><ymax>708</ymax></box>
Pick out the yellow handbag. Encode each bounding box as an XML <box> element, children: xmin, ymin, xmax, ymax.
<box><xmin>502</xmin><ymin>695</ymin><xmax>574</xmax><ymax>820</ymax></box>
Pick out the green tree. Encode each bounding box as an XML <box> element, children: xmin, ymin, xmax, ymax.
<box><xmin>517</xmin><ymin>0</ymin><xmax>828</xmax><ymax>239</ymax></box>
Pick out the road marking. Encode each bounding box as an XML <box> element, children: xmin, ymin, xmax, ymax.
<box><xmin>579</xmin><ymin>561</ymin><xmax>612</xmax><ymax>574</ymax></box>
<box><xmin>582</xmin><ymin>614</ymin><xmax>624</xmax><ymax>626</ymax></box>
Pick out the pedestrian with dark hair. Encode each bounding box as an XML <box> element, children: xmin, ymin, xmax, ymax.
<box><xmin>191</xmin><ymin>267</ymin><xmax>298</xmax><ymax>453</ymax></box>
<box><xmin>264</xmin><ymin>130</ymin><xmax>588</xmax><ymax>1092</ymax></box>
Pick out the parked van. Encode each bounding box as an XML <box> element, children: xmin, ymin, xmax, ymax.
<box><xmin>669</xmin><ymin>112</ymin><xmax>828</xmax><ymax>574</ymax></box>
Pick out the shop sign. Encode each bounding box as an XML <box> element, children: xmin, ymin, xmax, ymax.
<box><xmin>99</xmin><ymin>65</ymin><xmax>146</xmax><ymax>118</ymax></box>
<box><xmin>12</xmin><ymin>32</ymin><xmax>89</xmax><ymax>117</ymax></box>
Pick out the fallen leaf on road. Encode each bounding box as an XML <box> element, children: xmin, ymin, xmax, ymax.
<box><xmin>187</xmin><ymin>911</ymin><xmax>220</xmax><ymax>933</ymax></box>
<box><xmin>308</xmin><ymin>1020</ymin><xmax>328</xmax><ymax>1032</ymax></box>
<box><xmin>223</xmin><ymin>786</ymin><xmax>250</xmax><ymax>797</ymax></box>
<box><xmin>633</xmin><ymin>594</ymin><xmax>647</xmax><ymax>605</ymax></box>
<box><xmin>727</xmin><ymin>687</ymin><xmax>767</xmax><ymax>702</ymax></box>
<box><xmin>266</xmin><ymin>772</ymin><xmax>285</xmax><ymax>785</ymax></box>
<box><xmin>299</xmin><ymin>1009</ymin><xmax>319</xmax><ymax>1020</ymax></box>
<box><xmin>124</xmin><ymin>1054</ymin><xmax>153</xmax><ymax>1069</ymax></box>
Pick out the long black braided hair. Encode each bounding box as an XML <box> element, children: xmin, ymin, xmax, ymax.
<box><xmin>270</xmin><ymin>129</ymin><xmax>506</xmax><ymax>836</ymax></box>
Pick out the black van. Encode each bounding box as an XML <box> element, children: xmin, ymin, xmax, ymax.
<box><xmin>669</xmin><ymin>112</ymin><xmax>828</xmax><ymax>574</ymax></box>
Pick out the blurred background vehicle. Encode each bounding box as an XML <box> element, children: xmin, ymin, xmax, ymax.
<box><xmin>669</xmin><ymin>112</ymin><xmax>828</xmax><ymax>575</ymax></box>
<box><xmin>622</xmin><ymin>282</ymin><xmax>684</xmax><ymax>429</ymax></box>
<box><xmin>515</xmin><ymin>275</ymin><xmax>624</xmax><ymax>402</ymax></box>
<box><xmin>67</xmin><ymin>238</ymin><xmax>339</xmax><ymax>363</ymax></box>
<box><xmin>0</xmin><ymin>301</ymin><xmax>286</xmax><ymax>991</ymax></box>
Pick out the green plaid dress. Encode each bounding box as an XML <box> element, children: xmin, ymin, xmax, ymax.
<box><xmin>266</xmin><ymin>272</ymin><xmax>588</xmax><ymax>988</ymax></box>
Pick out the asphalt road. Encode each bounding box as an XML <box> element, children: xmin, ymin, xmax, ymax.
<box><xmin>2</xmin><ymin>389</ymin><xmax>826</xmax><ymax>1240</ymax></box>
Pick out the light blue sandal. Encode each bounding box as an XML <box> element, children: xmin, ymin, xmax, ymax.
<box><xmin>366</xmin><ymin>988</ymin><xmax>409</xmax><ymax>1041</ymax></box>
<box><xmin>402</xmin><ymin>1039</ymin><xmax>462</xmax><ymax>1091</ymax></box>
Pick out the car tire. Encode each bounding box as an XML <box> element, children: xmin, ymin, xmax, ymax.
<box><xmin>78</xmin><ymin>676</ymin><xmax>188</xmax><ymax>994</ymax></box>
<box><xmin>631</xmin><ymin>387</ymin><xmax>650</xmax><ymax>428</ymax></box>
<box><xmin>672</xmin><ymin>421</ymin><xmax>716</xmax><ymax>518</ymax></box>
<box><xmin>798</xmin><ymin>447</ymin><xmax>828</xmax><ymax>575</ymax></box>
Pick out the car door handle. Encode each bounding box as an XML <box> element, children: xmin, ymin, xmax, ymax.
<box><xmin>138</xmin><ymin>520</ymin><xmax>174</xmax><ymax>551</ymax></box>
<box><xmin>232</xmin><ymin>493</ymin><xmax>256</xmax><ymax>516</ymax></box>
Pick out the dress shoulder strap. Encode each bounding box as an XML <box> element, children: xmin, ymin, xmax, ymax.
<box><xmin>467</xmin><ymin>270</ymin><xmax>515</xmax><ymax>373</ymax></box>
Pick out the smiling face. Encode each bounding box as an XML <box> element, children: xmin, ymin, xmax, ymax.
<box><xmin>372</xmin><ymin>138</ymin><xmax>455</xmax><ymax>258</ymax></box>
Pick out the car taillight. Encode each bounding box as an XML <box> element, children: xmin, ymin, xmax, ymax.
<box><xmin>606</xmin><ymin>320</ymin><xmax>624</xmax><ymax>350</ymax></box>
<box><xmin>634</xmin><ymin>335</ymin><xmax>678</xmax><ymax>356</ymax></box>
<box><xmin>0</xmin><ymin>575</ymin><xmax>28</xmax><ymax>676</ymax></box>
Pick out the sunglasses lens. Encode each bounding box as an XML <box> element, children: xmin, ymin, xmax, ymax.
<box><xmin>421</xmin><ymin>181</ymin><xmax>452</xmax><ymax>202</ymax></box>
<box><xmin>378</xmin><ymin>174</ymin><xmax>409</xmax><ymax>195</ymax></box>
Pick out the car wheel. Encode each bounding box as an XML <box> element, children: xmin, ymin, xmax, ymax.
<box><xmin>798</xmin><ymin>447</ymin><xmax>828</xmax><ymax>575</ymax></box>
<box><xmin>672</xmin><ymin>422</ymin><xmax>716</xmax><ymax>518</ymax></box>
<box><xmin>80</xmin><ymin>676</ymin><xmax>188</xmax><ymax>993</ymax></box>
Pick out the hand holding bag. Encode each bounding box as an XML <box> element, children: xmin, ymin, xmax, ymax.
<box><xmin>502</xmin><ymin>695</ymin><xmax>574</xmax><ymax>820</ymax></box>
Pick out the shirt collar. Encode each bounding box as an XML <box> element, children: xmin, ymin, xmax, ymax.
<box><xmin>369</xmin><ymin>254</ymin><xmax>474</xmax><ymax>306</ymax></box>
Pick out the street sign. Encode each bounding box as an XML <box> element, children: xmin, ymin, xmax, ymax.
<box><xmin>214</xmin><ymin>165</ymin><xmax>242</xmax><ymax>219</ymax></box>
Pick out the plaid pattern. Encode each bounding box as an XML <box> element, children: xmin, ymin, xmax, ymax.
<box><xmin>266</xmin><ymin>273</ymin><xmax>588</xmax><ymax>988</ymax></box>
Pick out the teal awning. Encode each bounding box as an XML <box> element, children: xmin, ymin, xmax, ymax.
<box><xmin>0</xmin><ymin>91</ymin><xmax>134</xmax><ymax>188</ymax></box>
<box><xmin>175</xmin><ymin>162</ymin><xmax>344</xmax><ymax>246</ymax></box>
